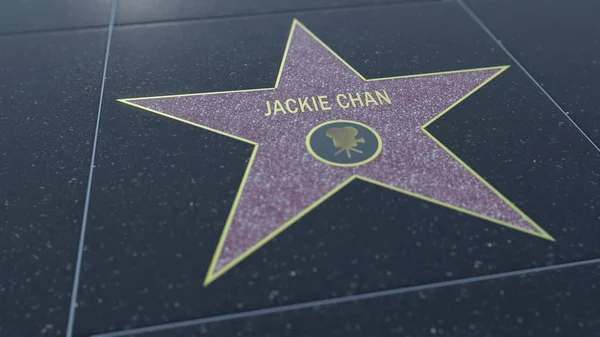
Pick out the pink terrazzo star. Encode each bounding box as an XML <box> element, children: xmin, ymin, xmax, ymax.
<box><xmin>120</xmin><ymin>20</ymin><xmax>553</xmax><ymax>285</ymax></box>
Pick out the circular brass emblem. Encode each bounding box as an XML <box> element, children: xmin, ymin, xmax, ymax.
<box><xmin>306</xmin><ymin>120</ymin><xmax>382</xmax><ymax>167</ymax></box>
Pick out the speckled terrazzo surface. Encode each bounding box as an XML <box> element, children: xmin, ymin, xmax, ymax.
<box><xmin>128</xmin><ymin>24</ymin><xmax>544</xmax><ymax>279</ymax></box>
<box><xmin>3</xmin><ymin>1</ymin><xmax>600</xmax><ymax>337</ymax></box>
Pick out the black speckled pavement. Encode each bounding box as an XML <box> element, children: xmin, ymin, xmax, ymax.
<box><xmin>2</xmin><ymin>1</ymin><xmax>600</xmax><ymax>336</ymax></box>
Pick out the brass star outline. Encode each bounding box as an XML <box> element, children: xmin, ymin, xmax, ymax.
<box><xmin>118</xmin><ymin>20</ymin><xmax>554</xmax><ymax>286</ymax></box>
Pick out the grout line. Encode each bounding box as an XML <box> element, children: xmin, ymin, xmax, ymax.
<box><xmin>65</xmin><ymin>1</ymin><xmax>117</xmax><ymax>336</ymax></box>
<box><xmin>111</xmin><ymin>0</ymin><xmax>440</xmax><ymax>30</ymax></box>
<box><xmin>0</xmin><ymin>0</ymin><xmax>440</xmax><ymax>38</ymax></box>
<box><xmin>91</xmin><ymin>257</ymin><xmax>600</xmax><ymax>337</ymax></box>
<box><xmin>456</xmin><ymin>0</ymin><xmax>600</xmax><ymax>154</ymax></box>
<box><xmin>0</xmin><ymin>24</ymin><xmax>108</xmax><ymax>39</ymax></box>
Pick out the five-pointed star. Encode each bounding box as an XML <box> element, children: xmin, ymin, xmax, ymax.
<box><xmin>119</xmin><ymin>20</ymin><xmax>553</xmax><ymax>285</ymax></box>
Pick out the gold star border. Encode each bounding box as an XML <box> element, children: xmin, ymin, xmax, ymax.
<box><xmin>118</xmin><ymin>20</ymin><xmax>554</xmax><ymax>286</ymax></box>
